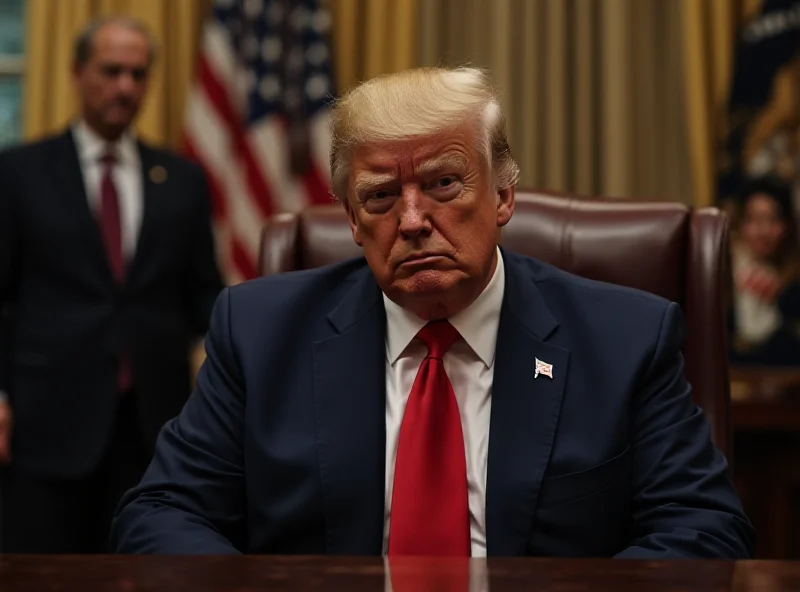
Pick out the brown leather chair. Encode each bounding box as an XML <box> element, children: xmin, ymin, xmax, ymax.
<box><xmin>259</xmin><ymin>191</ymin><xmax>733</xmax><ymax>460</ymax></box>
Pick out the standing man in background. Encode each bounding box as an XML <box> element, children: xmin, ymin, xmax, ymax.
<box><xmin>0</xmin><ymin>15</ymin><xmax>224</xmax><ymax>553</ymax></box>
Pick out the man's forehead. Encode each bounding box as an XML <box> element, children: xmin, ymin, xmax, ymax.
<box><xmin>353</xmin><ymin>131</ymin><xmax>478</xmax><ymax>172</ymax></box>
<box><xmin>93</xmin><ymin>26</ymin><xmax>150</xmax><ymax>57</ymax></box>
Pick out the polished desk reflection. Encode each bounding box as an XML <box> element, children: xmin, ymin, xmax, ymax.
<box><xmin>1</xmin><ymin>556</ymin><xmax>800</xmax><ymax>591</ymax></box>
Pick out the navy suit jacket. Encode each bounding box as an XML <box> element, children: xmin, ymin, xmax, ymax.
<box><xmin>112</xmin><ymin>250</ymin><xmax>754</xmax><ymax>557</ymax></box>
<box><xmin>0</xmin><ymin>130</ymin><xmax>223</xmax><ymax>478</ymax></box>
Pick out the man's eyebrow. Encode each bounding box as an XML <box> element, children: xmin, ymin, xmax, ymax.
<box><xmin>353</xmin><ymin>172</ymin><xmax>398</xmax><ymax>196</ymax></box>
<box><xmin>352</xmin><ymin>153</ymin><xmax>468</xmax><ymax>195</ymax></box>
<box><xmin>414</xmin><ymin>153</ymin><xmax>468</xmax><ymax>176</ymax></box>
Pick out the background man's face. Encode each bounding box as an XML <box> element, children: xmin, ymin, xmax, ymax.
<box><xmin>73</xmin><ymin>24</ymin><xmax>151</xmax><ymax>139</ymax></box>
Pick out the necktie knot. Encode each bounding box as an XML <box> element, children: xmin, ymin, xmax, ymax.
<box><xmin>416</xmin><ymin>321</ymin><xmax>460</xmax><ymax>360</ymax></box>
<box><xmin>99</xmin><ymin>150</ymin><xmax>116</xmax><ymax>167</ymax></box>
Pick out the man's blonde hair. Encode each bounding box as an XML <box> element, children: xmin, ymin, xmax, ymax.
<box><xmin>329</xmin><ymin>66</ymin><xmax>520</xmax><ymax>202</ymax></box>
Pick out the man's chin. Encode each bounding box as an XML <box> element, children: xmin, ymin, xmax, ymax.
<box><xmin>102</xmin><ymin>112</ymin><xmax>136</xmax><ymax>130</ymax></box>
<box><xmin>396</xmin><ymin>269</ymin><xmax>457</xmax><ymax>294</ymax></box>
<box><xmin>385</xmin><ymin>271</ymin><xmax>460</xmax><ymax>310</ymax></box>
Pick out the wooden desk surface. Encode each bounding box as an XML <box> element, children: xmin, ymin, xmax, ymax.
<box><xmin>1</xmin><ymin>556</ymin><xmax>799</xmax><ymax>591</ymax></box>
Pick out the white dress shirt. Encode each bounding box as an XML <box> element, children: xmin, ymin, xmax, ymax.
<box><xmin>382</xmin><ymin>248</ymin><xmax>505</xmax><ymax>557</ymax></box>
<box><xmin>72</xmin><ymin>120</ymin><xmax>144</xmax><ymax>259</ymax></box>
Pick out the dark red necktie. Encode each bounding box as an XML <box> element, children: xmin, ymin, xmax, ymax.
<box><xmin>99</xmin><ymin>152</ymin><xmax>125</xmax><ymax>283</ymax></box>
<box><xmin>98</xmin><ymin>151</ymin><xmax>131</xmax><ymax>391</ymax></box>
<box><xmin>389</xmin><ymin>320</ymin><xmax>470</xmax><ymax>556</ymax></box>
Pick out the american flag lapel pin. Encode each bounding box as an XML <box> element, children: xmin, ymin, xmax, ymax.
<box><xmin>534</xmin><ymin>357</ymin><xmax>554</xmax><ymax>380</ymax></box>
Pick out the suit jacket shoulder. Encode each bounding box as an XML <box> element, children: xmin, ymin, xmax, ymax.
<box><xmin>137</xmin><ymin>139</ymin><xmax>205</xmax><ymax>180</ymax></box>
<box><xmin>505</xmin><ymin>249</ymin><xmax>674</xmax><ymax>336</ymax></box>
<box><xmin>498</xmin><ymin>250</ymin><xmax>679</xmax><ymax>408</ymax></box>
<box><xmin>506</xmin><ymin>249</ymin><xmax>669</xmax><ymax>307</ymax></box>
<box><xmin>226</xmin><ymin>257</ymin><xmax>373</xmax><ymax>328</ymax></box>
<box><xmin>0</xmin><ymin>130</ymin><xmax>69</xmax><ymax>170</ymax></box>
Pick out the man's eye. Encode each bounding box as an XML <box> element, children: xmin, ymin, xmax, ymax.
<box><xmin>428</xmin><ymin>176</ymin><xmax>462</xmax><ymax>194</ymax></box>
<box><xmin>103</xmin><ymin>65</ymin><xmax>122</xmax><ymax>78</ymax></box>
<box><xmin>367</xmin><ymin>189</ymin><xmax>396</xmax><ymax>200</ymax></box>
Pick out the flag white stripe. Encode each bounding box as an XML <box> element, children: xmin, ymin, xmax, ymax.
<box><xmin>185</xmin><ymin>90</ymin><xmax>263</xmax><ymax>262</ymax></box>
<box><xmin>203</xmin><ymin>23</ymin><xmax>249</xmax><ymax>117</ymax></box>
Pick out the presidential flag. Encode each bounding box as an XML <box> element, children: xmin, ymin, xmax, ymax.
<box><xmin>717</xmin><ymin>0</ymin><xmax>800</xmax><ymax>213</ymax></box>
<box><xmin>183</xmin><ymin>0</ymin><xmax>335</xmax><ymax>284</ymax></box>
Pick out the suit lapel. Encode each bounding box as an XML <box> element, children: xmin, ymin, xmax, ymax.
<box><xmin>52</xmin><ymin>130</ymin><xmax>115</xmax><ymax>285</ymax></box>
<box><xmin>313</xmin><ymin>269</ymin><xmax>387</xmax><ymax>554</ymax></box>
<box><xmin>486</xmin><ymin>252</ymin><xmax>570</xmax><ymax>556</ymax></box>
<box><xmin>126</xmin><ymin>142</ymin><xmax>168</xmax><ymax>285</ymax></box>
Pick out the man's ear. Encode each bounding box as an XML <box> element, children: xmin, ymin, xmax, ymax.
<box><xmin>343</xmin><ymin>199</ymin><xmax>363</xmax><ymax>246</ymax></box>
<box><xmin>496</xmin><ymin>185</ymin><xmax>515</xmax><ymax>227</ymax></box>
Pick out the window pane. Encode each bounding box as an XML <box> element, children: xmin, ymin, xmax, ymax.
<box><xmin>0</xmin><ymin>76</ymin><xmax>21</xmax><ymax>147</ymax></box>
<box><xmin>0</xmin><ymin>0</ymin><xmax>24</xmax><ymax>55</ymax></box>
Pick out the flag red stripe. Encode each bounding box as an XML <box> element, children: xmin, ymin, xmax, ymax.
<box><xmin>302</xmin><ymin>160</ymin><xmax>333</xmax><ymax>206</ymax></box>
<box><xmin>197</xmin><ymin>55</ymin><xmax>275</xmax><ymax>218</ymax></box>
<box><xmin>231</xmin><ymin>236</ymin><xmax>258</xmax><ymax>279</ymax></box>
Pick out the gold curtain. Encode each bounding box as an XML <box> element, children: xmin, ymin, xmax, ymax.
<box><xmin>680</xmin><ymin>0</ymin><xmax>763</xmax><ymax>207</ymax></box>
<box><xmin>23</xmin><ymin>0</ymin><xmax>208</xmax><ymax>148</ymax></box>
<box><xmin>330</xmin><ymin>0</ymin><xmax>417</xmax><ymax>93</ymax></box>
<box><xmin>24</xmin><ymin>0</ymin><xmax>769</xmax><ymax>207</ymax></box>
<box><xmin>417</xmin><ymin>0</ymin><xmax>692</xmax><ymax>203</ymax></box>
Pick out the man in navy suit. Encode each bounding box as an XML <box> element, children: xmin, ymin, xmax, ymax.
<box><xmin>0</xmin><ymin>16</ymin><xmax>223</xmax><ymax>553</ymax></box>
<box><xmin>112</xmin><ymin>66</ymin><xmax>754</xmax><ymax>557</ymax></box>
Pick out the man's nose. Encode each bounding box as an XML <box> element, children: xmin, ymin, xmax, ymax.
<box><xmin>117</xmin><ymin>71</ymin><xmax>137</xmax><ymax>95</ymax></box>
<box><xmin>397</xmin><ymin>187</ymin><xmax>432</xmax><ymax>239</ymax></box>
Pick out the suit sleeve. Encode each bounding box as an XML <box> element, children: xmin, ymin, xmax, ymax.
<box><xmin>184</xmin><ymin>164</ymin><xmax>225</xmax><ymax>336</ymax></box>
<box><xmin>0</xmin><ymin>149</ymin><xmax>20</xmax><ymax>397</ymax></box>
<box><xmin>616</xmin><ymin>302</ymin><xmax>755</xmax><ymax>559</ymax></box>
<box><xmin>111</xmin><ymin>288</ymin><xmax>245</xmax><ymax>554</ymax></box>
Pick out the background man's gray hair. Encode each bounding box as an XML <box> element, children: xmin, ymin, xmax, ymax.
<box><xmin>73</xmin><ymin>15</ymin><xmax>158</xmax><ymax>67</ymax></box>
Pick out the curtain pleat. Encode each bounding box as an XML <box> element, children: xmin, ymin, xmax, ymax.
<box><xmin>415</xmin><ymin>0</ymin><xmax>691</xmax><ymax>202</ymax></box>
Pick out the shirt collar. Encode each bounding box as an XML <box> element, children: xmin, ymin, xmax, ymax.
<box><xmin>72</xmin><ymin>119</ymin><xmax>138</xmax><ymax>167</ymax></box>
<box><xmin>383</xmin><ymin>247</ymin><xmax>506</xmax><ymax>368</ymax></box>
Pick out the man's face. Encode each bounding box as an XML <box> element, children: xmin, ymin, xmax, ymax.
<box><xmin>344</xmin><ymin>123</ymin><xmax>515</xmax><ymax>320</ymax></box>
<box><xmin>73</xmin><ymin>24</ymin><xmax>151</xmax><ymax>139</ymax></box>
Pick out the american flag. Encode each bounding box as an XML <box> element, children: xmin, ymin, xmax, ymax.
<box><xmin>183</xmin><ymin>0</ymin><xmax>335</xmax><ymax>284</ymax></box>
<box><xmin>534</xmin><ymin>357</ymin><xmax>553</xmax><ymax>380</ymax></box>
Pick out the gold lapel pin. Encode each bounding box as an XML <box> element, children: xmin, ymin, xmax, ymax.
<box><xmin>149</xmin><ymin>165</ymin><xmax>168</xmax><ymax>184</ymax></box>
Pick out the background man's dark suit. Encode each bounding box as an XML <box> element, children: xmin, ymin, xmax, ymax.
<box><xmin>112</xmin><ymin>250</ymin><xmax>754</xmax><ymax>558</ymax></box>
<box><xmin>0</xmin><ymin>128</ymin><xmax>224</xmax><ymax>550</ymax></box>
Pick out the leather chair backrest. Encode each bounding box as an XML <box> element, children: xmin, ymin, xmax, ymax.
<box><xmin>259</xmin><ymin>191</ymin><xmax>732</xmax><ymax>460</ymax></box>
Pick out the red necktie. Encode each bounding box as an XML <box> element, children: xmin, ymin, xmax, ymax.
<box><xmin>389</xmin><ymin>320</ymin><xmax>470</xmax><ymax>556</ymax></box>
<box><xmin>98</xmin><ymin>151</ymin><xmax>131</xmax><ymax>391</ymax></box>
<box><xmin>99</xmin><ymin>152</ymin><xmax>125</xmax><ymax>283</ymax></box>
